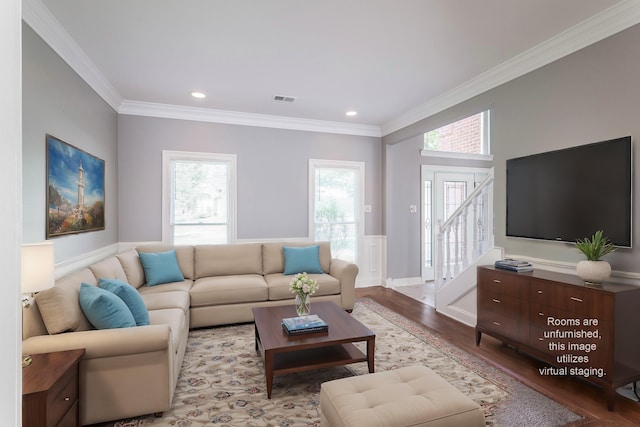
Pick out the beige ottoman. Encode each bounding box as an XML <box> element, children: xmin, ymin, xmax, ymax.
<box><xmin>320</xmin><ymin>365</ymin><xmax>485</xmax><ymax>427</ymax></box>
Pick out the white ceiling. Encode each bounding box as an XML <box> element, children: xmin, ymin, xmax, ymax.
<box><xmin>27</xmin><ymin>0</ymin><xmax>640</xmax><ymax>136</ymax></box>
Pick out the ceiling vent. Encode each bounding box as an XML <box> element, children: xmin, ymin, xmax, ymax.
<box><xmin>273</xmin><ymin>95</ymin><xmax>296</xmax><ymax>103</ymax></box>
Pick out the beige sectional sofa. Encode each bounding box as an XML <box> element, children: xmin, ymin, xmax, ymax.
<box><xmin>21</xmin><ymin>241</ymin><xmax>358</xmax><ymax>426</ymax></box>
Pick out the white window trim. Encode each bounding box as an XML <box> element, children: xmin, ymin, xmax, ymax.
<box><xmin>162</xmin><ymin>150</ymin><xmax>237</xmax><ymax>244</ymax></box>
<box><xmin>308</xmin><ymin>159</ymin><xmax>365</xmax><ymax>263</ymax></box>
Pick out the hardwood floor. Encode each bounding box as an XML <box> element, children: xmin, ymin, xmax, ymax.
<box><xmin>356</xmin><ymin>286</ymin><xmax>640</xmax><ymax>427</ymax></box>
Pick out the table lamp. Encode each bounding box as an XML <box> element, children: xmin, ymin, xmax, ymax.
<box><xmin>21</xmin><ymin>241</ymin><xmax>55</xmax><ymax>367</ymax></box>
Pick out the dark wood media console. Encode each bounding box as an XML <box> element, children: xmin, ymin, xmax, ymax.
<box><xmin>476</xmin><ymin>265</ymin><xmax>640</xmax><ymax>411</ymax></box>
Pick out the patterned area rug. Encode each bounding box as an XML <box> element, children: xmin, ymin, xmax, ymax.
<box><xmin>107</xmin><ymin>298</ymin><xmax>581</xmax><ymax>426</ymax></box>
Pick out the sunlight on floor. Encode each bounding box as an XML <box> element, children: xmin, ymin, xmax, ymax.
<box><xmin>392</xmin><ymin>281</ymin><xmax>435</xmax><ymax>307</ymax></box>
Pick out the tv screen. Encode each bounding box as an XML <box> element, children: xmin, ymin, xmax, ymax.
<box><xmin>506</xmin><ymin>136</ymin><xmax>632</xmax><ymax>247</ymax></box>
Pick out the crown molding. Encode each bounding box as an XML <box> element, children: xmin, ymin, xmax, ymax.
<box><xmin>119</xmin><ymin>100</ymin><xmax>382</xmax><ymax>137</ymax></box>
<box><xmin>381</xmin><ymin>0</ymin><xmax>640</xmax><ymax>136</ymax></box>
<box><xmin>22</xmin><ymin>0</ymin><xmax>123</xmax><ymax>111</ymax></box>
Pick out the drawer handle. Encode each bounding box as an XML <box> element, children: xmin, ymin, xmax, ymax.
<box><xmin>492</xmin><ymin>279</ymin><xmax>501</xmax><ymax>284</ymax></box>
<box><xmin>493</xmin><ymin>321</ymin><xmax>501</xmax><ymax>326</ymax></box>
<box><xmin>492</xmin><ymin>298</ymin><xmax>500</xmax><ymax>303</ymax></box>
<box><xmin>537</xmin><ymin>290</ymin><xmax>543</xmax><ymax>294</ymax></box>
<box><xmin>64</xmin><ymin>397</ymin><xmax>70</xmax><ymax>401</ymax></box>
<box><xmin>538</xmin><ymin>338</ymin><xmax>544</xmax><ymax>341</ymax></box>
<box><xmin>538</xmin><ymin>312</ymin><xmax>544</xmax><ymax>316</ymax></box>
<box><xmin>570</xmin><ymin>296</ymin><xmax>583</xmax><ymax>303</ymax></box>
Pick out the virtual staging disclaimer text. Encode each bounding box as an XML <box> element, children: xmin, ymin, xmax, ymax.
<box><xmin>538</xmin><ymin>316</ymin><xmax>605</xmax><ymax>379</ymax></box>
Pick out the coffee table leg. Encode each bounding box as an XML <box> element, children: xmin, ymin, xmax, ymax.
<box><xmin>265</xmin><ymin>350</ymin><xmax>274</xmax><ymax>399</ymax></box>
<box><xmin>367</xmin><ymin>338</ymin><xmax>375</xmax><ymax>373</ymax></box>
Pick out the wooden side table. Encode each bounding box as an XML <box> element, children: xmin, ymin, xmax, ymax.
<box><xmin>22</xmin><ymin>349</ymin><xmax>85</xmax><ymax>427</ymax></box>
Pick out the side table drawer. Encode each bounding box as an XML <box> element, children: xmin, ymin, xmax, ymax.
<box><xmin>47</xmin><ymin>367</ymin><xmax>78</xmax><ymax>426</ymax></box>
<box><xmin>56</xmin><ymin>401</ymin><xmax>78</xmax><ymax>427</ymax></box>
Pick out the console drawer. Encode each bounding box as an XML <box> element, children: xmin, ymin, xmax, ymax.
<box><xmin>477</xmin><ymin>294</ymin><xmax>526</xmax><ymax>341</ymax></box>
<box><xmin>530</xmin><ymin>281</ymin><xmax>607</xmax><ymax>317</ymax></box>
<box><xmin>478</xmin><ymin>268</ymin><xmax>527</xmax><ymax>299</ymax></box>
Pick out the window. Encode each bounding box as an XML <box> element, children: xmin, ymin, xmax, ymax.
<box><xmin>423</xmin><ymin>110</ymin><xmax>490</xmax><ymax>155</ymax></box>
<box><xmin>309</xmin><ymin>160</ymin><xmax>364</xmax><ymax>264</ymax></box>
<box><xmin>162</xmin><ymin>151</ymin><xmax>236</xmax><ymax>245</ymax></box>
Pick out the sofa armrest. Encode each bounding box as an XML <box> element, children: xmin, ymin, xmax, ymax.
<box><xmin>22</xmin><ymin>324</ymin><xmax>171</xmax><ymax>359</ymax></box>
<box><xmin>330</xmin><ymin>258</ymin><xmax>358</xmax><ymax>310</ymax></box>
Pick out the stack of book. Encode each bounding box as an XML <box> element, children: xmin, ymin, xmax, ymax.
<box><xmin>494</xmin><ymin>259</ymin><xmax>533</xmax><ymax>272</ymax></box>
<box><xmin>282</xmin><ymin>314</ymin><xmax>329</xmax><ymax>336</ymax></box>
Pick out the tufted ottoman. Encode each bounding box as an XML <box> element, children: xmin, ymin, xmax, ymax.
<box><xmin>320</xmin><ymin>365</ymin><xmax>485</xmax><ymax>427</ymax></box>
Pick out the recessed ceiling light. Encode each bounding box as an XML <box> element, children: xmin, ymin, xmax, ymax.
<box><xmin>191</xmin><ymin>92</ymin><xmax>206</xmax><ymax>99</ymax></box>
<box><xmin>346</xmin><ymin>111</ymin><xmax>358</xmax><ymax>116</ymax></box>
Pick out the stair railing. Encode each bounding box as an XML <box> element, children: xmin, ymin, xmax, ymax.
<box><xmin>435</xmin><ymin>170</ymin><xmax>494</xmax><ymax>291</ymax></box>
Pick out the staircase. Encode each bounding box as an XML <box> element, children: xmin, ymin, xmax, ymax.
<box><xmin>434</xmin><ymin>170</ymin><xmax>503</xmax><ymax>326</ymax></box>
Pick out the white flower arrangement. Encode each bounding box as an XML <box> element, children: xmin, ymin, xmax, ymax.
<box><xmin>289</xmin><ymin>272</ymin><xmax>319</xmax><ymax>296</ymax></box>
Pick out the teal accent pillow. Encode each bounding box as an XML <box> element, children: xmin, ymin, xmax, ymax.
<box><xmin>283</xmin><ymin>245</ymin><xmax>323</xmax><ymax>275</ymax></box>
<box><xmin>98</xmin><ymin>278</ymin><xmax>150</xmax><ymax>326</ymax></box>
<box><xmin>138</xmin><ymin>249</ymin><xmax>185</xmax><ymax>286</ymax></box>
<box><xmin>79</xmin><ymin>283</ymin><xmax>136</xmax><ymax>329</ymax></box>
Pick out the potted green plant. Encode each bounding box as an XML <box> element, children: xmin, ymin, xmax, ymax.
<box><xmin>575</xmin><ymin>230</ymin><xmax>616</xmax><ymax>284</ymax></box>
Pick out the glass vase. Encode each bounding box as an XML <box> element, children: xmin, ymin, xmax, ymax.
<box><xmin>295</xmin><ymin>293</ymin><xmax>310</xmax><ymax>316</ymax></box>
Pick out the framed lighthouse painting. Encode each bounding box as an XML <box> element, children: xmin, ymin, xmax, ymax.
<box><xmin>46</xmin><ymin>134</ymin><xmax>105</xmax><ymax>238</ymax></box>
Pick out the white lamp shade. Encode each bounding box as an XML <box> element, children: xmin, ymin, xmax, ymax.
<box><xmin>21</xmin><ymin>241</ymin><xmax>55</xmax><ymax>294</ymax></box>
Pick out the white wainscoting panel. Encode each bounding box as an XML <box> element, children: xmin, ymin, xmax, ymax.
<box><xmin>356</xmin><ymin>235</ymin><xmax>385</xmax><ymax>287</ymax></box>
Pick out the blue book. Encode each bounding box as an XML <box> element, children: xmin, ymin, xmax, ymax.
<box><xmin>282</xmin><ymin>314</ymin><xmax>328</xmax><ymax>335</ymax></box>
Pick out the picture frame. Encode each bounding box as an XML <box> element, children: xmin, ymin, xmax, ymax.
<box><xmin>46</xmin><ymin>134</ymin><xmax>105</xmax><ymax>238</ymax></box>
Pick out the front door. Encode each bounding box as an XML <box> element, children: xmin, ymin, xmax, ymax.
<box><xmin>421</xmin><ymin>168</ymin><xmax>487</xmax><ymax>282</ymax></box>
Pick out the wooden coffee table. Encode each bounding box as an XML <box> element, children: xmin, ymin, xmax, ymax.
<box><xmin>252</xmin><ymin>301</ymin><xmax>375</xmax><ymax>398</ymax></box>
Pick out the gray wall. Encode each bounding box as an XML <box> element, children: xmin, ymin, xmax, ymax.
<box><xmin>22</xmin><ymin>23</ymin><xmax>119</xmax><ymax>263</ymax></box>
<box><xmin>384</xmin><ymin>23</ymin><xmax>640</xmax><ymax>279</ymax></box>
<box><xmin>117</xmin><ymin>115</ymin><xmax>383</xmax><ymax>242</ymax></box>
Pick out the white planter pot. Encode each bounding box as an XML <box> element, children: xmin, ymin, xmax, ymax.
<box><xmin>576</xmin><ymin>260</ymin><xmax>611</xmax><ymax>284</ymax></box>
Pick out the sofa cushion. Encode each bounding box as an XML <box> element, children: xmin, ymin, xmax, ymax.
<box><xmin>138</xmin><ymin>250</ymin><xmax>185</xmax><ymax>286</ymax></box>
<box><xmin>283</xmin><ymin>245</ymin><xmax>323</xmax><ymax>275</ymax></box>
<box><xmin>89</xmin><ymin>257</ymin><xmax>129</xmax><ymax>283</ymax></box>
<box><xmin>263</xmin><ymin>242</ymin><xmax>332</xmax><ymax>274</ymax></box>
<box><xmin>34</xmin><ymin>286</ymin><xmax>84</xmax><ymax>334</ymax></box>
<box><xmin>190</xmin><ymin>275</ymin><xmax>268</xmax><ymax>306</ymax></box>
<box><xmin>79</xmin><ymin>283</ymin><xmax>137</xmax><ymax>329</ymax></box>
<box><xmin>140</xmin><ymin>291</ymin><xmax>190</xmax><ymax>314</ymax></box>
<box><xmin>265</xmin><ymin>273</ymin><xmax>340</xmax><ymax>301</ymax></box>
<box><xmin>136</xmin><ymin>280</ymin><xmax>193</xmax><ymax>296</ymax></box>
<box><xmin>194</xmin><ymin>243</ymin><xmax>262</xmax><ymax>278</ymax></box>
<box><xmin>116</xmin><ymin>249</ymin><xmax>146</xmax><ymax>288</ymax></box>
<box><xmin>99</xmin><ymin>278</ymin><xmax>150</xmax><ymax>326</ymax></box>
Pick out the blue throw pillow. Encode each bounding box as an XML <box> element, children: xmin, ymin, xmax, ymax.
<box><xmin>138</xmin><ymin>249</ymin><xmax>185</xmax><ymax>286</ymax></box>
<box><xmin>283</xmin><ymin>245</ymin><xmax>323</xmax><ymax>275</ymax></box>
<box><xmin>79</xmin><ymin>283</ymin><xmax>136</xmax><ymax>329</ymax></box>
<box><xmin>98</xmin><ymin>278</ymin><xmax>150</xmax><ymax>326</ymax></box>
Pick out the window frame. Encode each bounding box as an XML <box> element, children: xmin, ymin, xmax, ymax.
<box><xmin>162</xmin><ymin>150</ymin><xmax>237</xmax><ymax>244</ymax></box>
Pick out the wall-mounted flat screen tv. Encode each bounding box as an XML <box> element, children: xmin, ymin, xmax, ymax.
<box><xmin>506</xmin><ymin>136</ymin><xmax>632</xmax><ymax>247</ymax></box>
